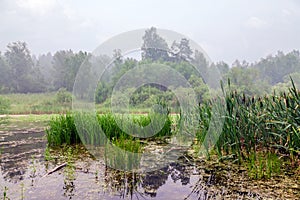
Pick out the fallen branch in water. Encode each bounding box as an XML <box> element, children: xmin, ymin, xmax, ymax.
<box><xmin>43</xmin><ymin>162</ymin><xmax>67</xmax><ymax>177</ymax></box>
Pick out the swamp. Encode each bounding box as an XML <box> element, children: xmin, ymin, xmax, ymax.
<box><xmin>0</xmin><ymin>27</ymin><xmax>300</xmax><ymax>200</ymax></box>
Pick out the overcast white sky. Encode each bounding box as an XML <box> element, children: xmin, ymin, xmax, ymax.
<box><xmin>0</xmin><ymin>0</ymin><xmax>299</xmax><ymax>64</ymax></box>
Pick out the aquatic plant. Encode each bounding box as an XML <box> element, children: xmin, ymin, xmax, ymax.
<box><xmin>46</xmin><ymin>111</ymin><xmax>173</xmax><ymax>155</ymax></box>
<box><xmin>46</xmin><ymin>113</ymin><xmax>80</xmax><ymax>146</ymax></box>
<box><xmin>247</xmin><ymin>152</ymin><xmax>281</xmax><ymax>179</ymax></box>
<box><xmin>195</xmin><ymin>78</ymin><xmax>300</xmax><ymax>178</ymax></box>
<box><xmin>2</xmin><ymin>186</ymin><xmax>8</xmax><ymax>200</ymax></box>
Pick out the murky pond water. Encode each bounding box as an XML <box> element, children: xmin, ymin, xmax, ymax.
<box><xmin>0</xmin><ymin>120</ymin><xmax>299</xmax><ymax>199</ymax></box>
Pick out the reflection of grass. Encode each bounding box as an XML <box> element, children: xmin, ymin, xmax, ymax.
<box><xmin>30</xmin><ymin>155</ymin><xmax>37</xmax><ymax>178</ymax></box>
<box><xmin>44</xmin><ymin>145</ymin><xmax>77</xmax><ymax>199</ymax></box>
<box><xmin>64</xmin><ymin>147</ymin><xmax>76</xmax><ymax>181</ymax></box>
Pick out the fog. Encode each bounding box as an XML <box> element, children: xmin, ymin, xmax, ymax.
<box><xmin>0</xmin><ymin>0</ymin><xmax>300</xmax><ymax>64</ymax></box>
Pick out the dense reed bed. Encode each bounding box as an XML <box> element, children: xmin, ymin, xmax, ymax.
<box><xmin>196</xmin><ymin>79</ymin><xmax>300</xmax><ymax>178</ymax></box>
<box><xmin>46</xmin><ymin>112</ymin><xmax>172</xmax><ymax>151</ymax></box>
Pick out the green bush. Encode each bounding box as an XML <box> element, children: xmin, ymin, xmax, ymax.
<box><xmin>56</xmin><ymin>88</ymin><xmax>72</xmax><ymax>104</ymax></box>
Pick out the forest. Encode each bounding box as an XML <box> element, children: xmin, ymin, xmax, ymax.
<box><xmin>0</xmin><ymin>27</ymin><xmax>299</xmax><ymax>103</ymax></box>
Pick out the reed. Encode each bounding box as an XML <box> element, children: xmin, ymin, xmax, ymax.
<box><xmin>46</xmin><ymin>111</ymin><xmax>173</xmax><ymax>153</ymax></box>
<box><xmin>195</xmin><ymin>78</ymin><xmax>300</xmax><ymax>177</ymax></box>
<box><xmin>46</xmin><ymin>113</ymin><xmax>80</xmax><ymax>147</ymax></box>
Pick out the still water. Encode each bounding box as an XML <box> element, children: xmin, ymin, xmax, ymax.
<box><xmin>0</xmin><ymin>121</ymin><xmax>299</xmax><ymax>200</ymax></box>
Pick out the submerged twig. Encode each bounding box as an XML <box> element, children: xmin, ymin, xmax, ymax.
<box><xmin>43</xmin><ymin>162</ymin><xmax>67</xmax><ymax>177</ymax></box>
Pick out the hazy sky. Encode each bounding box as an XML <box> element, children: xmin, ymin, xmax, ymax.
<box><xmin>0</xmin><ymin>0</ymin><xmax>299</xmax><ymax>64</ymax></box>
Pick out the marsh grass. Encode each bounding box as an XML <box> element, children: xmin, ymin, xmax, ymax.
<box><xmin>46</xmin><ymin>113</ymin><xmax>80</xmax><ymax>147</ymax></box>
<box><xmin>46</xmin><ymin>112</ymin><xmax>173</xmax><ymax>156</ymax></box>
<box><xmin>0</xmin><ymin>93</ymin><xmax>71</xmax><ymax>114</ymax></box>
<box><xmin>247</xmin><ymin>152</ymin><xmax>281</xmax><ymax>179</ymax></box>
<box><xmin>44</xmin><ymin>79</ymin><xmax>300</xmax><ymax>179</ymax></box>
<box><xmin>195</xmin><ymin>78</ymin><xmax>300</xmax><ymax>178</ymax></box>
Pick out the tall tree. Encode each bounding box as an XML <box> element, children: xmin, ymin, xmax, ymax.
<box><xmin>170</xmin><ymin>38</ymin><xmax>193</xmax><ymax>62</ymax></box>
<box><xmin>52</xmin><ymin>50</ymin><xmax>88</xmax><ymax>91</ymax></box>
<box><xmin>52</xmin><ymin>50</ymin><xmax>73</xmax><ymax>90</ymax></box>
<box><xmin>254</xmin><ymin>50</ymin><xmax>300</xmax><ymax>85</ymax></box>
<box><xmin>141</xmin><ymin>27</ymin><xmax>169</xmax><ymax>61</ymax></box>
<box><xmin>37</xmin><ymin>52</ymin><xmax>54</xmax><ymax>88</ymax></box>
<box><xmin>4</xmin><ymin>41</ymin><xmax>38</xmax><ymax>92</ymax></box>
<box><xmin>178</xmin><ymin>38</ymin><xmax>193</xmax><ymax>61</ymax></box>
<box><xmin>0</xmin><ymin>52</ymin><xmax>12</xmax><ymax>93</ymax></box>
<box><xmin>193</xmin><ymin>49</ymin><xmax>208</xmax><ymax>77</ymax></box>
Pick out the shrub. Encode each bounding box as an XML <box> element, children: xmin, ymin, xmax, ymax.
<box><xmin>56</xmin><ymin>88</ymin><xmax>72</xmax><ymax>104</ymax></box>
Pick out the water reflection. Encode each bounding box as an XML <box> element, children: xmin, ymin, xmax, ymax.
<box><xmin>103</xmin><ymin>156</ymin><xmax>197</xmax><ymax>199</ymax></box>
<box><xmin>0</xmin><ymin>128</ymin><xmax>200</xmax><ymax>199</ymax></box>
<box><xmin>1</xmin><ymin>128</ymin><xmax>299</xmax><ymax>199</ymax></box>
<box><xmin>0</xmin><ymin>129</ymin><xmax>46</xmax><ymax>182</ymax></box>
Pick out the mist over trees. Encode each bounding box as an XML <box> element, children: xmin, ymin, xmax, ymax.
<box><xmin>0</xmin><ymin>42</ymin><xmax>89</xmax><ymax>94</ymax></box>
<box><xmin>0</xmin><ymin>27</ymin><xmax>300</xmax><ymax>106</ymax></box>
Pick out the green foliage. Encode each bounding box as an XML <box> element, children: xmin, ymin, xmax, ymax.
<box><xmin>0</xmin><ymin>96</ymin><xmax>10</xmax><ymax>114</ymax></box>
<box><xmin>1</xmin><ymin>32</ymin><xmax>300</xmax><ymax>98</ymax></box>
<box><xmin>171</xmin><ymin>38</ymin><xmax>193</xmax><ymax>61</ymax></box>
<box><xmin>254</xmin><ymin>50</ymin><xmax>300</xmax><ymax>85</ymax></box>
<box><xmin>0</xmin><ymin>93</ymin><xmax>72</xmax><ymax>114</ymax></box>
<box><xmin>46</xmin><ymin>112</ymin><xmax>173</xmax><ymax>150</ymax></box>
<box><xmin>247</xmin><ymin>152</ymin><xmax>281</xmax><ymax>179</ymax></box>
<box><xmin>95</xmin><ymin>59</ymin><xmax>209</xmax><ymax>108</ymax></box>
<box><xmin>52</xmin><ymin>50</ymin><xmax>89</xmax><ymax>91</ymax></box>
<box><xmin>195</xmin><ymin>79</ymin><xmax>300</xmax><ymax>178</ymax></box>
<box><xmin>142</xmin><ymin>27</ymin><xmax>169</xmax><ymax>61</ymax></box>
<box><xmin>188</xmin><ymin>75</ymin><xmax>210</xmax><ymax>102</ymax></box>
<box><xmin>56</xmin><ymin>88</ymin><xmax>72</xmax><ymax>104</ymax></box>
<box><xmin>95</xmin><ymin>82</ymin><xmax>109</xmax><ymax>104</ymax></box>
<box><xmin>4</xmin><ymin>41</ymin><xmax>46</xmax><ymax>93</ymax></box>
<box><xmin>129</xmin><ymin>84</ymin><xmax>177</xmax><ymax>107</ymax></box>
<box><xmin>0</xmin><ymin>53</ymin><xmax>12</xmax><ymax>93</ymax></box>
<box><xmin>46</xmin><ymin>113</ymin><xmax>80</xmax><ymax>147</ymax></box>
<box><xmin>224</xmin><ymin>67</ymin><xmax>270</xmax><ymax>96</ymax></box>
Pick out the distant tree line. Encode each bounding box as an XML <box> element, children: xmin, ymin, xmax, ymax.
<box><xmin>0</xmin><ymin>27</ymin><xmax>299</xmax><ymax>106</ymax></box>
<box><xmin>0</xmin><ymin>42</ymin><xmax>89</xmax><ymax>93</ymax></box>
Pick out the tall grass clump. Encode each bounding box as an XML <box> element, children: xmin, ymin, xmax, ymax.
<box><xmin>46</xmin><ymin>113</ymin><xmax>80</xmax><ymax>147</ymax></box>
<box><xmin>195</xmin><ymin>78</ymin><xmax>300</xmax><ymax>178</ymax></box>
<box><xmin>46</xmin><ymin>110</ymin><xmax>173</xmax><ymax>151</ymax></box>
